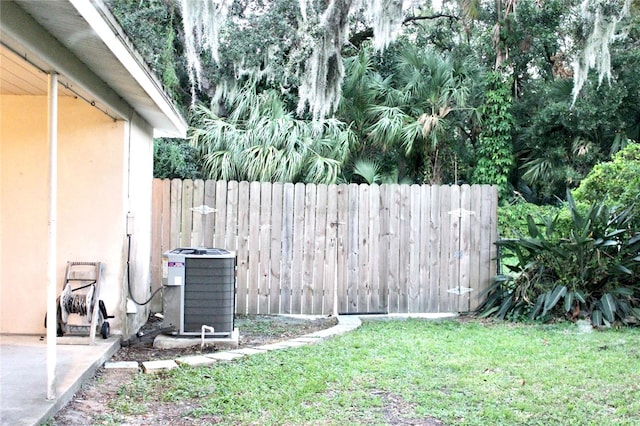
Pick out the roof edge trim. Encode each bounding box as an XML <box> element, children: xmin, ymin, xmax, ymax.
<box><xmin>71</xmin><ymin>0</ymin><xmax>187</xmax><ymax>138</ymax></box>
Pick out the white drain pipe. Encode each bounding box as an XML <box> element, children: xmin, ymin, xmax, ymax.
<box><xmin>201</xmin><ymin>325</ymin><xmax>214</xmax><ymax>350</ymax></box>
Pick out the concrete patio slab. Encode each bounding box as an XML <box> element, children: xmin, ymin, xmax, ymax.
<box><xmin>0</xmin><ymin>334</ymin><xmax>119</xmax><ymax>426</ymax></box>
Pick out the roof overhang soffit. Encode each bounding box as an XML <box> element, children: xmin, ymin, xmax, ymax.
<box><xmin>0</xmin><ymin>0</ymin><xmax>187</xmax><ymax>138</ymax></box>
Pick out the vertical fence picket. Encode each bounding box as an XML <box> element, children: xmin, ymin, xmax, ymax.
<box><xmin>419</xmin><ymin>184</ymin><xmax>431</xmax><ymax>312</ymax></box>
<box><xmin>191</xmin><ymin>179</ymin><xmax>205</xmax><ymax>247</ymax></box>
<box><xmin>458</xmin><ymin>185</ymin><xmax>472</xmax><ymax>312</ymax></box>
<box><xmin>325</xmin><ymin>184</ymin><xmax>338</xmax><ymax>315</ymax></box>
<box><xmin>398</xmin><ymin>184</ymin><xmax>411</xmax><ymax>313</ymax></box>
<box><xmin>448</xmin><ymin>185</ymin><xmax>461</xmax><ymax>312</ymax></box>
<box><xmin>478</xmin><ymin>186</ymin><xmax>494</xmax><ymax>313</ymax></box>
<box><xmin>336</xmin><ymin>184</ymin><xmax>349</xmax><ymax>314</ymax></box>
<box><xmin>312</xmin><ymin>185</ymin><xmax>328</xmax><ymax>314</ymax></box>
<box><xmin>408</xmin><ymin>185</ymin><xmax>421</xmax><ymax>313</ymax></box>
<box><xmin>387</xmin><ymin>184</ymin><xmax>401</xmax><ymax>313</ymax></box>
<box><xmin>369</xmin><ymin>184</ymin><xmax>382</xmax><ymax>312</ymax></box>
<box><xmin>279</xmin><ymin>183</ymin><xmax>294</xmax><ymax>314</ymax></box>
<box><xmin>213</xmin><ymin>181</ymin><xmax>227</xmax><ymax>247</ymax></box>
<box><xmin>225</xmin><ymin>181</ymin><xmax>239</xmax><ymax>251</ymax></box>
<box><xmin>269</xmin><ymin>183</ymin><xmax>283</xmax><ymax>314</ymax></box>
<box><xmin>347</xmin><ymin>184</ymin><xmax>359</xmax><ymax>313</ymax></box>
<box><xmin>378</xmin><ymin>185</ymin><xmax>390</xmax><ymax>313</ymax></box>
<box><xmin>290</xmin><ymin>183</ymin><xmax>306</xmax><ymax>314</ymax></box>
<box><xmin>302</xmin><ymin>184</ymin><xmax>317</xmax><ymax>314</ymax></box>
<box><xmin>180</xmin><ymin>179</ymin><xmax>193</xmax><ymax>247</ymax></box>
<box><xmin>489</xmin><ymin>186</ymin><xmax>499</xmax><ymax>300</ymax></box>
<box><xmin>235</xmin><ymin>181</ymin><xmax>250</xmax><ymax>314</ymax></box>
<box><xmin>428</xmin><ymin>185</ymin><xmax>441</xmax><ymax>312</ymax></box>
<box><xmin>160</xmin><ymin>179</ymin><xmax>171</xmax><ymax>256</ymax></box>
<box><xmin>357</xmin><ymin>184</ymin><xmax>370</xmax><ymax>313</ymax></box>
<box><xmin>247</xmin><ymin>182</ymin><xmax>261</xmax><ymax>314</ymax></box>
<box><xmin>468</xmin><ymin>185</ymin><xmax>483</xmax><ymax>311</ymax></box>
<box><xmin>258</xmin><ymin>182</ymin><xmax>272</xmax><ymax>314</ymax></box>
<box><xmin>169</xmin><ymin>179</ymin><xmax>182</xmax><ymax>249</ymax></box>
<box><xmin>150</xmin><ymin>179</ymin><xmax>164</xmax><ymax>311</ymax></box>
<box><xmin>203</xmin><ymin>180</ymin><xmax>216</xmax><ymax>247</ymax></box>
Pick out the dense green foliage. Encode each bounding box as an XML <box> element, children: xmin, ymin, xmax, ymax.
<box><xmin>483</xmin><ymin>192</ymin><xmax>640</xmax><ymax>326</ymax></box>
<box><xmin>190</xmin><ymin>87</ymin><xmax>355</xmax><ymax>183</ymax></box>
<box><xmin>472</xmin><ymin>72</ymin><xmax>515</xmax><ymax>198</ymax></box>
<box><xmin>337</xmin><ymin>43</ymin><xmax>480</xmax><ymax>184</ymax></box>
<box><xmin>153</xmin><ymin>138</ymin><xmax>201</xmax><ymax>179</ymax></box>
<box><xmin>574</xmin><ymin>143</ymin><xmax>640</xmax><ymax>227</ymax></box>
<box><xmin>107</xmin><ymin>0</ymin><xmax>189</xmax><ymax>109</ymax></box>
<box><xmin>107</xmin><ymin>0</ymin><xmax>639</xmax><ymax>194</ymax></box>
<box><xmin>497</xmin><ymin>201</ymin><xmax>561</xmax><ymax>240</ymax></box>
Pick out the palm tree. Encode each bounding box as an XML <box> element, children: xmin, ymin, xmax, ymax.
<box><xmin>189</xmin><ymin>86</ymin><xmax>356</xmax><ymax>184</ymax></box>
<box><xmin>339</xmin><ymin>44</ymin><xmax>474</xmax><ymax>183</ymax></box>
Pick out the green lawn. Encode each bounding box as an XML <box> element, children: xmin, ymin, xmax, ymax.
<box><xmin>113</xmin><ymin>319</ymin><xmax>640</xmax><ymax>425</ymax></box>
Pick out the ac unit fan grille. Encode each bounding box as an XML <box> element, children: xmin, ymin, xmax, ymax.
<box><xmin>184</xmin><ymin>257</ymin><xmax>235</xmax><ymax>334</ymax></box>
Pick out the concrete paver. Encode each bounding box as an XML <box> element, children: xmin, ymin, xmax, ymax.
<box><xmin>175</xmin><ymin>355</ymin><xmax>218</xmax><ymax>367</ymax></box>
<box><xmin>229</xmin><ymin>347</ymin><xmax>267</xmax><ymax>355</ymax></box>
<box><xmin>205</xmin><ymin>351</ymin><xmax>245</xmax><ymax>361</ymax></box>
<box><xmin>142</xmin><ymin>359</ymin><xmax>178</xmax><ymax>373</ymax></box>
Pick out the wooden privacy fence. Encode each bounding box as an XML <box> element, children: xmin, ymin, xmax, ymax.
<box><xmin>151</xmin><ymin>179</ymin><xmax>498</xmax><ymax>315</ymax></box>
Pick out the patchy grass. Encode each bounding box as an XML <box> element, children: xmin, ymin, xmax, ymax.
<box><xmin>111</xmin><ymin>319</ymin><xmax>640</xmax><ymax>425</ymax></box>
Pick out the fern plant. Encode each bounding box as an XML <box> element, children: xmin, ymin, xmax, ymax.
<box><xmin>480</xmin><ymin>191</ymin><xmax>640</xmax><ymax>326</ymax></box>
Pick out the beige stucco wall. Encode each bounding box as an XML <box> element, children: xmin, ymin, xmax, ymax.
<box><xmin>1</xmin><ymin>94</ymin><xmax>154</xmax><ymax>336</ymax></box>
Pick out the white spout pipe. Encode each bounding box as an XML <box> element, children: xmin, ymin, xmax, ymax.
<box><xmin>201</xmin><ymin>325</ymin><xmax>215</xmax><ymax>349</ymax></box>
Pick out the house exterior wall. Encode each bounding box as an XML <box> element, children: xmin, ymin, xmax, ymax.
<box><xmin>1</xmin><ymin>94</ymin><xmax>154</xmax><ymax>337</ymax></box>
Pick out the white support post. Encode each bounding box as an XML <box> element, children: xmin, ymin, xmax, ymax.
<box><xmin>46</xmin><ymin>73</ymin><xmax>59</xmax><ymax>400</ymax></box>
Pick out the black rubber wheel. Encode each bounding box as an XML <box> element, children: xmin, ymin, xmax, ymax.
<box><xmin>101</xmin><ymin>321</ymin><xmax>110</xmax><ymax>339</ymax></box>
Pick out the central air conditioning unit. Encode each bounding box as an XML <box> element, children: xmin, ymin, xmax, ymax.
<box><xmin>162</xmin><ymin>248</ymin><xmax>236</xmax><ymax>337</ymax></box>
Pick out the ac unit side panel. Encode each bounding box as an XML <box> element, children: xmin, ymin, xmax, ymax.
<box><xmin>162</xmin><ymin>286</ymin><xmax>182</xmax><ymax>332</ymax></box>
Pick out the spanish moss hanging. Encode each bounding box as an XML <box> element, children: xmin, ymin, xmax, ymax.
<box><xmin>180</xmin><ymin>0</ymin><xmax>419</xmax><ymax>118</ymax></box>
<box><xmin>571</xmin><ymin>0</ymin><xmax>631</xmax><ymax>104</ymax></box>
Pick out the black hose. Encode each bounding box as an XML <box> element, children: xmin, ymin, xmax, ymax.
<box><xmin>126</xmin><ymin>234</ymin><xmax>161</xmax><ymax>306</ymax></box>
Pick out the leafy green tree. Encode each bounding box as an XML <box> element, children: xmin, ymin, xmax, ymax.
<box><xmin>338</xmin><ymin>43</ymin><xmax>479</xmax><ymax>184</ymax></box>
<box><xmin>107</xmin><ymin>0</ymin><xmax>188</xmax><ymax>108</ymax></box>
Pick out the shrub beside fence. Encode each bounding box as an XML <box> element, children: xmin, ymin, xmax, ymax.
<box><xmin>151</xmin><ymin>179</ymin><xmax>498</xmax><ymax>315</ymax></box>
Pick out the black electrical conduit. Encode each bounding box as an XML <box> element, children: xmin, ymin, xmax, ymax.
<box><xmin>126</xmin><ymin>234</ymin><xmax>162</xmax><ymax>306</ymax></box>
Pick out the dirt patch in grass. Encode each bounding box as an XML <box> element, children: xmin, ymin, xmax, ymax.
<box><xmin>374</xmin><ymin>390</ymin><xmax>444</xmax><ymax>425</ymax></box>
<box><xmin>52</xmin><ymin>314</ymin><xmax>337</xmax><ymax>425</ymax></box>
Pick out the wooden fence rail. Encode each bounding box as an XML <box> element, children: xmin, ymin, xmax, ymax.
<box><xmin>151</xmin><ymin>179</ymin><xmax>498</xmax><ymax>315</ymax></box>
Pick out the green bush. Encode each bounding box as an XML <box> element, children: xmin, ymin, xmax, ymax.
<box><xmin>574</xmin><ymin>142</ymin><xmax>640</xmax><ymax>227</ymax></box>
<box><xmin>154</xmin><ymin>138</ymin><xmax>201</xmax><ymax>179</ymax></box>
<box><xmin>481</xmin><ymin>191</ymin><xmax>640</xmax><ymax>326</ymax></box>
<box><xmin>498</xmin><ymin>202</ymin><xmax>559</xmax><ymax>239</ymax></box>
<box><xmin>497</xmin><ymin>200</ymin><xmax>589</xmax><ymax>242</ymax></box>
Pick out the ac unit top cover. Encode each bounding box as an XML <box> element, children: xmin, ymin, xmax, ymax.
<box><xmin>166</xmin><ymin>248</ymin><xmax>235</xmax><ymax>257</ymax></box>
